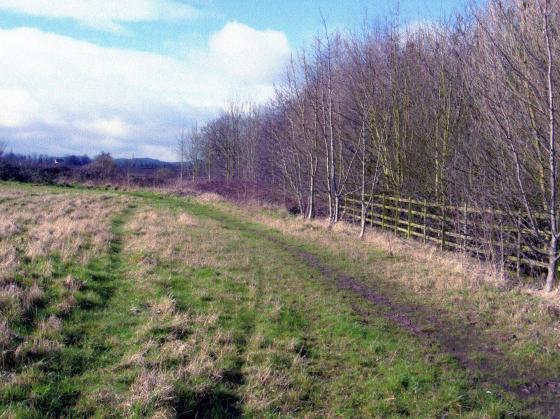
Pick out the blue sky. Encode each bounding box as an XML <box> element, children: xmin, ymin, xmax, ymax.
<box><xmin>0</xmin><ymin>0</ymin><xmax>469</xmax><ymax>160</ymax></box>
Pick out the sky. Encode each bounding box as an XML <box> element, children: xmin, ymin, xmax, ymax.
<box><xmin>0</xmin><ymin>0</ymin><xmax>469</xmax><ymax>161</ymax></box>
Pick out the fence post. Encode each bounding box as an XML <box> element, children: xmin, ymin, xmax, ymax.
<box><xmin>516</xmin><ymin>214</ymin><xmax>521</xmax><ymax>279</ymax></box>
<box><xmin>440</xmin><ymin>204</ymin><xmax>446</xmax><ymax>251</ymax></box>
<box><xmin>499</xmin><ymin>215</ymin><xmax>505</xmax><ymax>273</ymax></box>
<box><xmin>394</xmin><ymin>197</ymin><xmax>399</xmax><ymax>234</ymax></box>
<box><xmin>382</xmin><ymin>193</ymin><xmax>386</xmax><ymax>231</ymax></box>
<box><xmin>489</xmin><ymin>209</ymin><xmax>495</xmax><ymax>264</ymax></box>
<box><xmin>423</xmin><ymin>199</ymin><xmax>427</xmax><ymax>244</ymax></box>
<box><xmin>462</xmin><ymin>202</ymin><xmax>468</xmax><ymax>253</ymax></box>
<box><xmin>407</xmin><ymin>199</ymin><xmax>412</xmax><ymax>239</ymax></box>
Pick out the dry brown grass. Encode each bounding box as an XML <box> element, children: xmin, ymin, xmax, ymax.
<box><xmin>124</xmin><ymin>369</ymin><xmax>175</xmax><ymax>415</ymax></box>
<box><xmin>157</xmin><ymin>339</ymin><xmax>193</xmax><ymax>364</ymax></box>
<box><xmin>55</xmin><ymin>295</ymin><xmax>77</xmax><ymax>317</ymax></box>
<box><xmin>120</xmin><ymin>341</ymin><xmax>157</xmax><ymax>369</ymax></box>
<box><xmin>0</xmin><ymin>190</ymin><xmax>130</xmax><ymax>264</ymax></box>
<box><xmin>25</xmin><ymin>196</ymin><xmax>122</xmax><ymax>262</ymax></box>
<box><xmin>22</xmin><ymin>282</ymin><xmax>44</xmax><ymax>310</ymax></box>
<box><xmin>15</xmin><ymin>338</ymin><xmax>62</xmax><ymax>360</ymax></box>
<box><xmin>0</xmin><ymin>243</ymin><xmax>19</xmax><ymax>283</ymax></box>
<box><xmin>148</xmin><ymin>296</ymin><xmax>177</xmax><ymax>318</ymax></box>
<box><xmin>115</xmin><ymin>206</ymin><xmax>240</xmax><ymax>415</ymax></box>
<box><xmin>125</xmin><ymin>207</ymin><xmax>231</xmax><ymax>271</ymax></box>
<box><xmin>197</xmin><ymin>192</ymin><xmax>224</xmax><ymax>203</ymax></box>
<box><xmin>130</xmin><ymin>300</ymin><xmax>228</xmax><ymax>380</ymax></box>
<box><xmin>176</xmin><ymin>213</ymin><xmax>197</xmax><ymax>226</ymax></box>
<box><xmin>0</xmin><ymin>219</ymin><xmax>21</xmax><ymax>238</ymax></box>
<box><xmin>176</xmin><ymin>343</ymin><xmax>221</xmax><ymax>380</ymax></box>
<box><xmin>0</xmin><ymin>285</ymin><xmax>23</xmax><ymax>321</ymax></box>
<box><xmin>37</xmin><ymin>316</ymin><xmax>63</xmax><ymax>340</ymax></box>
<box><xmin>242</xmin><ymin>345</ymin><xmax>295</xmax><ymax>414</ymax></box>
<box><xmin>0</xmin><ymin>319</ymin><xmax>12</xmax><ymax>349</ymax></box>
<box><xmin>0</xmin><ymin>189</ymin><xmax>25</xmax><ymax>200</ymax></box>
<box><xmin>119</xmin><ymin>296</ymin><xmax>229</xmax><ymax>415</ymax></box>
<box><xmin>0</xmin><ymin>186</ymin><xmax>133</xmax><ymax>388</ymax></box>
<box><xmin>62</xmin><ymin>275</ymin><xmax>84</xmax><ymax>291</ymax></box>
<box><xmin>220</xmin><ymin>200</ymin><xmax>502</xmax><ymax>293</ymax></box>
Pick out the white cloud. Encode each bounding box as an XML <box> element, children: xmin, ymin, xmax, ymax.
<box><xmin>209</xmin><ymin>22</ymin><xmax>290</xmax><ymax>81</ymax></box>
<box><xmin>0</xmin><ymin>0</ymin><xmax>200</xmax><ymax>32</ymax></box>
<box><xmin>0</xmin><ymin>87</ymin><xmax>39</xmax><ymax>127</ymax></box>
<box><xmin>77</xmin><ymin>117</ymin><xmax>132</xmax><ymax>138</ymax></box>
<box><xmin>0</xmin><ymin>24</ymin><xmax>291</xmax><ymax>160</ymax></box>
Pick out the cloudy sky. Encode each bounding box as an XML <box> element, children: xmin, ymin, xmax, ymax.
<box><xmin>0</xmin><ymin>0</ymin><xmax>467</xmax><ymax>161</ymax></box>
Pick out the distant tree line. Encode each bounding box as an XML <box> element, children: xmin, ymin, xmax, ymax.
<box><xmin>0</xmin><ymin>151</ymin><xmax>178</xmax><ymax>186</ymax></box>
<box><xmin>0</xmin><ymin>149</ymin><xmax>79</xmax><ymax>183</ymax></box>
<box><xmin>190</xmin><ymin>0</ymin><xmax>560</xmax><ymax>289</ymax></box>
<box><xmin>1</xmin><ymin>152</ymin><xmax>92</xmax><ymax>167</ymax></box>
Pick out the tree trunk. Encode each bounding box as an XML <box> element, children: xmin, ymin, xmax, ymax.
<box><xmin>360</xmin><ymin>120</ymin><xmax>367</xmax><ymax>239</ymax></box>
<box><xmin>307</xmin><ymin>170</ymin><xmax>315</xmax><ymax>219</ymax></box>
<box><xmin>333</xmin><ymin>195</ymin><xmax>340</xmax><ymax>223</ymax></box>
<box><xmin>360</xmin><ymin>201</ymin><xmax>367</xmax><ymax>239</ymax></box>
<box><xmin>544</xmin><ymin>0</ymin><xmax>558</xmax><ymax>292</ymax></box>
<box><xmin>179</xmin><ymin>162</ymin><xmax>183</xmax><ymax>187</ymax></box>
<box><xmin>298</xmin><ymin>193</ymin><xmax>305</xmax><ymax>218</ymax></box>
<box><xmin>546</xmin><ymin>236</ymin><xmax>558</xmax><ymax>292</ymax></box>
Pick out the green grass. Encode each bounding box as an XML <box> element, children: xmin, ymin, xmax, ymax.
<box><xmin>0</xmin><ymin>184</ymin><xmax>535</xmax><ymax>417</ymax></box>
<box><xmin>124</xmin><ymin>192</ymin><xmax>521</xmax><ymax>417</ymax></box>
<box><xmin>1</xmin><ymin>202</ymin><xmax>140</xmax><ymax>416</ymax></box>
<box><xmin>213</xmin><ymin>198</ymin><xmax>560</xmax><ymax>407</ymax></box>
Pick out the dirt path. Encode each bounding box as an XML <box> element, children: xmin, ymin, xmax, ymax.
<box><xmin>262</xmin><ymin>233</ymin><xmax>560</xmax><ymax>418</ymax></box>
<box><xmin>163</xmin><ymin>194</ymin><xmax>560</xmax><ymax>417</ymax></box>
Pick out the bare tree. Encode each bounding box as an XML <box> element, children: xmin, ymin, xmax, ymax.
<box><xmin>543</xmin><ymin>0</ymin><xmax>558</xmax><ymax>291</ymax></box>
<box><xmin>177</xmin><ymin>129</ymin><xmax>188</xmax><ymax>187</ymax></box>
<box><xmin>468</xmin><ymin>0</ymin><xmax>560</xmax><ymax>290</ymax></box>
<box><xmin>188</xmin><ymin>0</ymin><xmax>559</xmax><ymax>288</ymax></box>
<box><xmin>187</xmin><ymin>123</ymin><xmax>202</xmax><ymax>183</ymax></box>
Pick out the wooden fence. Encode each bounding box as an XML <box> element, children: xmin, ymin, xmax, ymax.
<box><xmin>341</xmin><ymin>194</ymin><xmax>552</xmax><ymax>276</ymax></box>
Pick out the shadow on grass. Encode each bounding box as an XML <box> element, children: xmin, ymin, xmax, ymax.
<box><xmin>175</xmin><ymin>384</ymin><xmax>243</xmax><ymax>418</ymax></box>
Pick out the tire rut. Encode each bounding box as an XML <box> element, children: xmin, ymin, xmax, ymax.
<box><xmin>167</xmin><ymin>196</ymin><xmax>560</xmax><ymax>417</ymax></box>
<box><xmin>263</xmin><ymin>234</ymin><xmax>560</xmax><ymax>418</ymax></box>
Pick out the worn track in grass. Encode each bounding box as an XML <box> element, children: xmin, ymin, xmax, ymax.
<box><xmin>178</xmin><ymin>197</ymin><xmax>560</xmax><ymax>418</ymax></box>
<box><xmin>287</xmin><ymin>244</ymin><xmax>560</xmax><ymax>418</ymax></box>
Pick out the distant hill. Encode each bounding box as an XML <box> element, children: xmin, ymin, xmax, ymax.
<box><xmin>114</xmin><ymin>157</ymin><xmax>178</xmax><ymax>170</ymax></box>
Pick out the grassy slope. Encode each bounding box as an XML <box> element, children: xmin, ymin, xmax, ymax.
<box><xmin>0</xmin><ymin>184</ymin><xmax>530</xmax><ymax>417</ymax></box>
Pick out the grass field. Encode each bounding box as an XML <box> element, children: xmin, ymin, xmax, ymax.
<box><xmin>1</xmin><ymin>183</ymin><xmax>559</xmax><ymax>417</ymax></box>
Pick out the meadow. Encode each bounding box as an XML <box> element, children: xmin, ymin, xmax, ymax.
<box><xmin>0</xmin><ymin>182</ymin><xmax>558</xmax><ymax>417</ymax></box>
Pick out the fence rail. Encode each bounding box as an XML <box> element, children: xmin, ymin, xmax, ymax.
<box><xmin>341</xmin><ymin>194</ymin><xmax>552</xmax><ymax>275</ymax></box>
